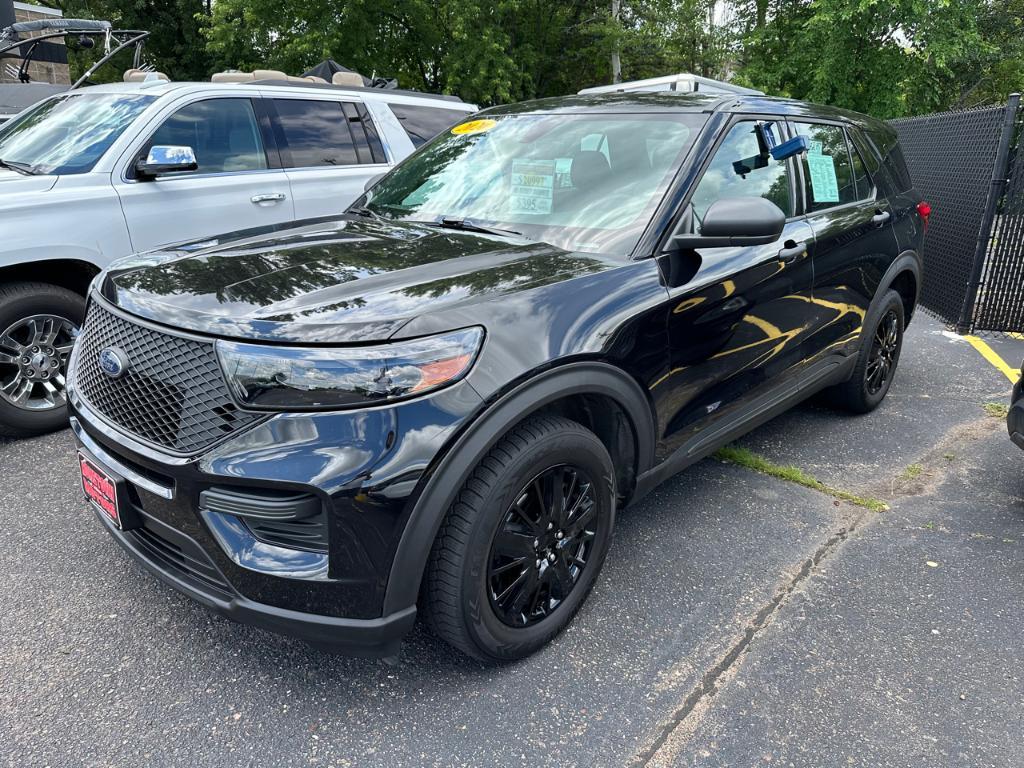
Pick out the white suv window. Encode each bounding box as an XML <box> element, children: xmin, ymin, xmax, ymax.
<box><xmin>272</xmin><ymin>98</ymin><xmax>359</xmax><ymax>168</ymax></box>
<box><xmin>146</xmin><ymin>98</ymin><xmax>267</xmax><ymax>174</ymax></box>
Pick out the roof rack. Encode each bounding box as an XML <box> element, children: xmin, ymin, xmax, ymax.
<box><xmin>578</xmin><ymin>73</ymin><xmax>762</xmax><ymax>97</ymax></box>
<box><xmin>245</xmin><ymin>78</ymin><xmax>465</xmax><ymax>103</ymax></box>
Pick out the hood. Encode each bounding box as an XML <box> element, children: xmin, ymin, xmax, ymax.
<box><xmin>0</xmin><ymin>169</ymin><xmax>58</xmax><ymax>193</ymax></box>
<box><xmin>101</xmin><ymin>216</ymin><xmax>615</xmax><ymax>343</ymax></box>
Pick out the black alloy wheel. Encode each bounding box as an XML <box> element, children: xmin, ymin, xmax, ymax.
<box><xmin>824</xmin><ymin>288</ymin><xmax>905</xmax><ymax>414</ymax></box>
<box><xmin>487</xmin><ymin>464</ymin><xmax>599</xmax><ymax>628</ymax></box>
<box><xmin>423</xmin><ymin>415</ymin><xmax>615</xmax><ymax>662</ymax></box>
<box><xmin>865</xmin><ymin>309</ymin><xmax>899</xmax><ymax>396</ymax></box>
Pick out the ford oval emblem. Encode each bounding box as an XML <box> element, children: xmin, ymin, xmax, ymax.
<box><xmin>98</xmin><ymin>347</ymin><xmax>129</xmax><ymax>379</ymax></box>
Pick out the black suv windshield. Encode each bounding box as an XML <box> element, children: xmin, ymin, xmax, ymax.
<box><xmin>363</xmin><ymin>111</ymin><xmax>706</xmax><ymax>255</ymax></box>
<box><xmin>0</xmin><ymin>93</ymin><xmax>155</xmax><ymax>175</ymax></box>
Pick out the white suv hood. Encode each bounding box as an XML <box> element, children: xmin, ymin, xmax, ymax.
<box><xmin>0</xmin><ymin>169</ymin><xmax>58</xmax><ymax>193</ymax></box>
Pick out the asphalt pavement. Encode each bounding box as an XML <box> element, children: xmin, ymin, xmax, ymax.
<box><xmin>2</xmin><ymin>315</ymin><xmax>1021</xmax><ymax>768</ymax></box>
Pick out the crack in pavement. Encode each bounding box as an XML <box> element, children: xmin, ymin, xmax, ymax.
<box><xmin>631</xmin><ymin>415</ymin><xmax>1001</xmax><ymax>767</ymax></box>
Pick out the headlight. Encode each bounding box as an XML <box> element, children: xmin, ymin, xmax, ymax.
<box><xmin>216</xmin><ymin>327</ymin><xmax>483</xmax><ymax>410</ymax></box>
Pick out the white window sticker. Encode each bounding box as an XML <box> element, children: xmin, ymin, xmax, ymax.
<box><xmin>807</xmin><ymin>139</ymin><xmax>823</xmax><ymax>155</ymax></box>
<box><xmin>807</xmin><ymin>153</ymin><xmax>839</xmax><ymax>203</ymax></box>
<box><xmin>554</xmin><ymin>157</ymin><xmax>573</xmax><ymax>188</ymax></box>
<box><xmin>510</xmin><ymin>159</ymin><xmax>554</xmax><ymax>215</ymax></box>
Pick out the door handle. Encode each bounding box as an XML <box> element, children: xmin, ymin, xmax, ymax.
<box><xmin>251</xmin><ymin>192</ymin><xmax>286</xmax><ymax>205</ymax></box>
<box><xmin>777</xmin><ymin>240</ymin><xmax>807</xmax><ymax>264</ymax></box>
<box><xmin>871</xmin><ymin>210</ymin><xmax>891</xmax><ymax>226</ymax></box>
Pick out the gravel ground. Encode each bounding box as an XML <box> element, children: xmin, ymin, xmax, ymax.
<box><xmin>1</xmin><ymin>315</ymin><xmax>1021</xmax><ymax>768</ymax></box>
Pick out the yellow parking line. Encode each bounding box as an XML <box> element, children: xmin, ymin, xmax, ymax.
<box><xmin>964</xmin><ymin>335</ymin><xmax>1021</xmax><ymax>384</ymax></box>
<box><xmin>1008</xmin><ymin>332</ymin><xmax>1024</xmax><ymax>341</ymax></box>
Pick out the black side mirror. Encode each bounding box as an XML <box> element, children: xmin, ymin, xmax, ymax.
<box><xmin>667</xmin><ymin>197</ymin><xmax>786</xmax><ymax>251</ymax></box>
<box><xmin>364</xmin><ymin>173</ymin><xmax>386</xmax><ymax>193</ymax></box>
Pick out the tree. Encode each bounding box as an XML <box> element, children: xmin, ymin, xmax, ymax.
<box><xmin>41</xmin><ymin>0</ymin><xmax>212</xmax><ymax>82</ymax></box>
<box><xmin>731</xmin><ymin>0</ymin><xmax>995</xmax><ymax>117</ymax></box>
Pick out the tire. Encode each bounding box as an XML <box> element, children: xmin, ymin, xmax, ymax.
<box><xmin>422</xmin><ymin>415</ymin><xmax>616</xmax><ymax>662</ymax></box>
<box><xmin>0</xmin><ymin>281</ymin><xmax>86</xmax><ymax>438</ymax></box>
<box><xmin>824</xmin><ymin>289</ymin><xmax>905</xmax><ymax>414</ymax></box>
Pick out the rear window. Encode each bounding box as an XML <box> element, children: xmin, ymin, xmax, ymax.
<box><xmin>272</xmin><ymin>99</ymin><xmax>358</xmax><ymax>168</ymax></box>
<box><xmin>389</xmin><ymin>103</ymin><xmax>471</xmax><ymax>148</ymax></box>
<box><xmin>865</xmin><ymin>128</ymin><xmax>913</xmax><ymax>193</ymax></box>
<box><xmin>793</xmin><ymin>122</ymin><xmax>858</xmax><ymax>211</ymax></box>
<box><xmin>886</xmin><ymin>144</ymin><xmax>914</xmax><ymax>193</ymax></box>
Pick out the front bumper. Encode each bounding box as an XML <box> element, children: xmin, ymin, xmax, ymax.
<box><xmin>1009</xmin><ymin>374</ymin><xmax>1024</xmax><ymax>450</ymax></box>
<box><xmin>68</xmin><ymin>374</ymin><xmax>482</xmax><ymax>656</ymax></box>
<box><xmin>90</xmin><ymin>497</ymin><xmax>416</xmax><ymax>656</ymax></box>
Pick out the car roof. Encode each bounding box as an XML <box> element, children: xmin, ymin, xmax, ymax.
<box><xmin>67</xmin><ymin>80</ymin><xmax>475</xmax><ymax>107</ymax></box>
<box><xmin>480</xmin><ymin>92</ymin><xmax>889</xmax><ymax>133</ymax></box>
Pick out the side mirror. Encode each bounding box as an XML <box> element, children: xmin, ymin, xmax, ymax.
<box><xmin>364</xmin><ymin>172</ymin><xmax>386</xmax><ymax>193</ymax></box>
<box><xmin>667</xmin><ymin>197</ymin><xmax>786</xmax><ymax>251</ymax></box>
<box><xmin>135</xmin><ymin>145</ymin><xmax>198</xmax><ymax>179</ymax></box>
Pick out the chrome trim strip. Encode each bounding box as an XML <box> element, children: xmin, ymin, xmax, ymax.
<box><xmin>71</xmin><ymin>416</ymin><xmax>175</xmax><ymax>499</ymax></box>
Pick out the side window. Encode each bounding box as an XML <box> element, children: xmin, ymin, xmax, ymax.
<box><xmin>273</xmin><ymin>99</ymin><xmax>358</xmax><ymax>168</ymax></box>
<box><xmin>388</xmin><ymin>103</ymin><xmax>470</xmax><ymax>149</ymax></box>
<box><xmin>793</xmin><ymin>122</ymin><xmax>857</xmax><ymax>211</ymax></box>
<box><xmin>848</xmin><ymin>139</ymin><xmax>873</xmax><ymax>199</ymax></box>
<box><xmin>146</xmin><ymin>98</ymin><xmax>266</xmax><ymax>174</ymax></box>
<box><xmin>690</xmin><ymin>120</ymin><xmax>792</xmax><ymax>221</ymax></box>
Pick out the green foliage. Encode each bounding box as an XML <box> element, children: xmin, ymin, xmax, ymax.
<box><xmin>34</xmin><ymin>0</ymin><xmax>1024</xmax><ymax>115</ymax></box>
<box><xmin>42</xmin><ymin>0</ymin><xmax>212</xmax><ymax>82</ymax></box>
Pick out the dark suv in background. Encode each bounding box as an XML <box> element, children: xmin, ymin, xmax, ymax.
<box><xmin>68</xmin><ymin>93</ymin><xmax>926</xmax><ymax>661</ymax></box>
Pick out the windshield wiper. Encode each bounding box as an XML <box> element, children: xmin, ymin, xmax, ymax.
<box><xmin>0</xmin><ymin>158</ymin><xmax>40</xmax><ymax>176</ymax></box>
<box><xmin>428</xmin><ymin>217</ymin><xmax>525</xmax><ymax>238</ymax></box>
<box><xmin>349</xmin><ymin>206</ymin><xmax>386</xmax><ymax>222</ymax></box>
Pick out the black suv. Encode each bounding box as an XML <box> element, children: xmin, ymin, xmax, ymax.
<box><xmin>68</xmin><ymin>93</ymin><xmax>925</xmax><ymax>661</ymax></box>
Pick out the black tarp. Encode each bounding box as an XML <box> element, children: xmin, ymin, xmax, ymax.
<box><xmin>302</xmin><ymin>59</ymin><xmax>397</xmax><ymax>89</ymax></box>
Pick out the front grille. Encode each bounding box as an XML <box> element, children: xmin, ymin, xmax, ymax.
<box><xmin>74</xmin><ymin>302</ymin><xmax>262</xmax><ymax>454</ymax></box>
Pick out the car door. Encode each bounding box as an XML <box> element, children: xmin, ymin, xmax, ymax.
<box><xmin>789</xmin><ymin>120</ymin><xmax>901</xmax><ymax>357</ymax></box>
<box><xmin>114</xmin><ymin>96</ymin><xmax>295</xmax><ymax>253</ymax></box>
<box><xmin>267</xmin><ymin>96</ymin><xmax>390</xmax><ymax>219</ymax></box>
<box><xmin>653</xmin><ymin>118</ymin><xmax>819</xmax><ymax>459</ymax></box>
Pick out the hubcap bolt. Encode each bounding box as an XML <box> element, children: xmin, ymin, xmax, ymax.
<box><xmin>21</xmin><ymin>356</ymin><xmax>29</xmax><ymax>364</ymax></box>
<box><xmin>547</xmin><ymin>552</ymin><xmax>556</xmax><ymax>563</ymax></box>
<box><xmin>26</xmin><ymin>369</ymin><xmax>34</xmax><ymax>378</ymax></box>
<box><xmin>535</xmin><ymin>558</ymin><xmax>542</xmax><ymax>568</ymax></box>
<box><xmin>31</xmin><ymin>346</ymin><xmax>38</xmax><ymax>353</ymax></box>
<box><xmin>557</xmin><ymin>530</ymin><xmax>564</xmax><ymax>539</ymax></box>
<box><xmin>41</xmin><ymin>372</ymin><xmax>48</xmax><ymax>379</ymax></box>
<box><xmin>547</xmin><ymin>522</ymin><xmax>553</xmax><ymax>530</ymax></box>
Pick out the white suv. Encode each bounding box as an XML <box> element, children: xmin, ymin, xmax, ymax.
<box><xmin>0</xmin><ymin>77</ymin><xmax>477</xmax><ymax>436</ymax></box>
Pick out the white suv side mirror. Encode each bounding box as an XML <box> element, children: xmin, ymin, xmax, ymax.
<box><xmin>136</xmin><ymin>145</ymin><xmax>198</xmax><ymax>179</ymax></box>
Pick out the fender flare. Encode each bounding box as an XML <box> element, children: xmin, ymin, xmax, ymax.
<box><xmin>381</xmin><ymin>361</ymin><xmax>657</xmax><ymax>615</ymax></box>
<box><xmin>872</xmin><ymin>250</ymin><xmax>921</xmax><ymax>326</ymax></box>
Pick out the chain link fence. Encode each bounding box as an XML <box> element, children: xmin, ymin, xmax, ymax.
<box><xmin>891</xmin><ymin>94</ymin><xmax>1022</xmax><ymax>334</ymax></box>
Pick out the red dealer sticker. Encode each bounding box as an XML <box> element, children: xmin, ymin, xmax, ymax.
<box><xmin>79</xmin><ymin>453</ymin><xmax>120</xmax><ymax>527</ymax></box>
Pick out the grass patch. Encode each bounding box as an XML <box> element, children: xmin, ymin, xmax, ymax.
<box><xmin>902</xmin><ymin>463</ymin><xmax>924</xmax><ymax>480</ymax></box>
<box><xmin>714</xmin><ymin>445</ymin><xmax>889</xmax><ymax>512</ymax></box>
<box><xmin>983</xmin><ymin>402</ymin><xmax>1009</xmax><ymax>419</ymax></box>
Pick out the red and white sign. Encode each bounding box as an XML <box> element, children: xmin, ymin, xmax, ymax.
<box><xmin>79</xmin><ymin>453</ymin><xmax>120</xmax><ymax>526</ymax></box>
